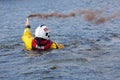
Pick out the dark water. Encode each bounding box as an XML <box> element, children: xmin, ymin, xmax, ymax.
<box><xmin>0</xmin><ymin>0</ymin><xmax>120</xmax><ymax>80</ymax></box>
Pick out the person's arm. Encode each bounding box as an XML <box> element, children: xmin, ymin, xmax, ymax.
<box><xmin>21</xmin><ymin>18</ymin><xmax>33</xmax><ymax>50</ymax></box>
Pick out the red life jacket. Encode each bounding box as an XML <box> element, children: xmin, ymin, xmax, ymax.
<box><xmin>32</xmin><ymin>37</ymin><xmax>53</xmax><ymax>51</ymax></box>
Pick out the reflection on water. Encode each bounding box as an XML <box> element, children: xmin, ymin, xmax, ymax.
<box><xmin>0</xmin><ymin>0</ymin><xmax>120</xmax><ymax>80</ymax></box>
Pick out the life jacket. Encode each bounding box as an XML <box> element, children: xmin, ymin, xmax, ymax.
<box><xmin>32</xmin><ymin>37</ymin><xmax>53</xmax><ymax>51</ymax></box>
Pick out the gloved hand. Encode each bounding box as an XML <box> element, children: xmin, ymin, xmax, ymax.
<box><xmin>50</xmin><ymin>42</ymin><xmax>64</xmax><ymax>49</ymax></box>
<box><xmin>25</xmin><ymin>18</ymin><xmax>29</xmax><ymax>26</ymax></box>
<box><xmin>56</xmin><ymin>43</ymin><xmax>64</xmax><ymax>49</ymax></box>
<box><xmin>25</xmin><ymin>18</ymin><xmax>31</xmax><ymax>28</ymax></box>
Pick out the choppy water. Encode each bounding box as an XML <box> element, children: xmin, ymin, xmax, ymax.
<box><xmin>0</xmin><ymin>0</ymin><xmax>120</xmax><ymax>80</ymax></box>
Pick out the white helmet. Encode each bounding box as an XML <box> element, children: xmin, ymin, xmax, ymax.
<box><xmin>35</xmin><ymin>25</ymin><xmax>50</xmax><ymax>40</ymax></box>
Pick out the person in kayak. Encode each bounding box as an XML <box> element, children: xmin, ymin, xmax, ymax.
<box><xmin>21</xmin><ymin>18</ymin><xmax>64</xmax><ymax>51</ymax></box>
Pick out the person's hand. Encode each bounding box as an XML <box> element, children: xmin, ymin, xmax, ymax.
<box><xmin>56</xmin><ymin>43</ymin><xmax>64</xmax><ymax>49</ymax></box>
<box><xmin>25</xmin><ymin>18</ymin><xmax>30</xmax><ymax>26</ymax></box>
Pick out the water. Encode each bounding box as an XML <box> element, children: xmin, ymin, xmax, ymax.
<box><xmin>0</xmin><ymin>0</ymin><xmax>120</xmax><ymax>80</ymax></box>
